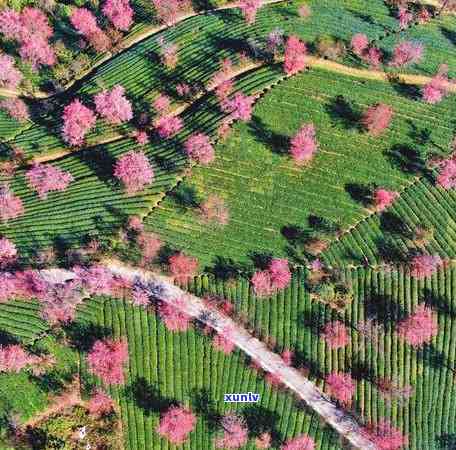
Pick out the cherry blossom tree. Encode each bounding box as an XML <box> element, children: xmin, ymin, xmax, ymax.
<box><xmin>397</xmin><ymin>6</ymin><xmax>413</xmax><ymax>30</ymax></box>
<box><xmin>251</xmin><ymin>258</ymin><xmax>291</xmax><ymax>296</ymax></box>
<box><xmin>158</xmin><ymin>300</ymin><xmax>191</xmax><ymax>332</ymax></box>
<box><xmin>409</xmin><ymin>254</ymin><xmax>442</xmax><ymax>279</ymax></box>
<box><xmin>26</xmin><ymin>163</ymin><xmax>74</xmax><ymax>199</ymax></box>
<box><xmin>389</xmin><ymin>41</ymin><xmax>423</xmax><ymax>68</ymax></box>
<box><xmin>221</xmin><ymin>93</ymin><xmax>254</xmax><ymax>122</ymax></box>
<box><xmin>251</xmin><ymin>270</ymin><xmax>274</xmax><ymax>297</ymax></box>
<box><xmin>351</xmin><ymin>33</ymin><xmax>369</xmax><ymax>56</ymax></box>
<box><xmin>212</xmin><ymin>326</ymin><xmax>236</xmax><ymax>354</ymax></box>
<box><xmin>0</xmin><ymin>98</ymin><xmax>29</xmax><ymax>122</ymax></box>
<box><xmin>0</xmin><ymin>8</ymin><xmax>22</xmax><ymax>40</ymax></box>
<box><xmin>131</xmin><ymin>283</ymin><xmax>150</xmax><ymax>307</ymax></box>
<box><xmin>322</xmin><ymin>321</ymin><xmax>350</xmax><ymax>349</ymax></box>
<box><xmin>114</xmin><ymin>150</ymin><xmax>154</xmax><ymax>194</ymax></box>
<box><xmin>281</xmin><ymin>434</ymin><xmax>315</xmax><ymax>450</ymax></box>
<box><xmin>102</xmin><ymin>0</ymin><xmax>134</xmax><ymax>31</ymax></box>
<box><xmin>94</xmin><ymin>85</ymin><xmax>133</xmax><ymax>124</ymax></box>
<box><xmin>422</xmin><ymin>65</ymin><xmax>450</xmax><ymax>104</ymax></box>
<box><xmin>200</xmin><ymin>195</ymin><xmax>229</xmax><ymax>225</ymax></box>
<box><xmin>70</xmin><ymin>8</ymin><xmax>110</xmax><ymax>52</ymax></box>
<box><xmin>157</xmin><ymin>37</ymin><xmax>179</xmax><ymax>68</ymax></box>
<box><xmin>73</xmin><ymin>265</ymin><xmax>117</xmax><ymax>296</ymax></box>
<box><xmin>397</xmin><ymin>304</ymin><xmax>438</xmax><ymax>347</ymax></box>
<box><xmin>87</xmin><ymin>338</ymin><xmax>128</xmax><ymax>385</ymax></box>
<box><xmin>437</xmin><ymin>158</ymin><xmax>456</xmax><ymax>189</ymax></box>
<box><xmin>376</xmin><ymin>377</ymin><xmax>413</xmax><ymax>404</ymax></box>
<box><xmin>284</xmin><ymin>35</ymin><xmax>307</xmax><ymax>75</ymax></box>
<box><xmin>0</xmin><ymin>344</ymin><xmax>38</xmax><ymax>373</ymax></box>
<box><xmin>239</xmin><ymin>0</ymin><xmax>262</xmax><ymax>24</ymax></box>
<box><xmin>289</xmin><ymin>123</ymin><xmax>318</xmax><ymax>164</ymax></box>
<box><xmin>0</xmin><ymin>184</ymin><xmax>24</xmax><ymax>223</ymax></box>
<box><xmin>156</xmin><ymin>405</ymin><xmax>196</xmax><ymax>444</ymax></box>
<box><xmin>361</xmin><ymin>103</ymin><xmax>394</xmax><ymax>136</ymax></box>
<box><xmin>215</xmin><ymin>413</ymin><xmax>248</xmax><ymax>449</ymax></box>
<box><xmin>184</xmin><ymin>133</ymin><xmax>215</xmax><ymax>165</ymax></box>
<box><xmin>372</xmin><ymin>188</ymin><xmax>399</xmax><ymax>211</ymax></box>
<box><xmin>20</xmin><ymin>7</ymin><xmax>53</xmax><ymax>39</ymax></box>
<box><xmin>152</xmin><ymin>0</ymin><xmax>192</xmax><ymax>24</ymax></box>
<box><xmin>362</xmin><ymin>420</ymin><xmax>408</xmax><ymax>450</ymax></box>
<box><xmin>0</xmin><ymin>54</ymin><xmax>23</xmax><ymax>89</ymax></box>
<box><xmin>87</xmin><ymin>389</ymin><xmax>115</xmax><ymax>417</ymax></box>
<box><xmin>168</xmin><ymin>252</ymin><xmax>199</xmax><ymax>282</ymax></box>
<box><xmin>298</xmin><ymin>5</ymin><xmax>311</xmax><ymax>18</ymax></box>
<box><xmin>137</xmin><ymin>231</ymin><xmax>162</xmax><ymax>264</ymax></box>
<box><xmin>255</xmin><ymin>432</ymin><xmax>272</xmax><ymax>449</ymax></box>
<box><xmin>153</xmin><ymin>94</ymin><xmax>171</xmax><ymax>115</ymax></box>
<box><xmin>0</xmin><ymin>237</ymin><xmax>17</xmax><ymax>266</ymax></box>
<box><xmin>62</xmin><ymin>99</ymin><xmax>96</xmax><ymax>146</ymax></box>
<box><xmin>19</xmin><ymin>36</ymin><xmax>56</xmax><ymax>69</ymax></box>
<box><xmin>155</xmin><ymin>115</ymin><xmax>183</xmax><ymax>138</ymax></box>
<box><xmin>325</xmin><ymin>372</ymin><xmax>356</xmax><ymax>405</ymax></box>
<box><xmin>0</xmin><ymin>272</ymin><xmax>18</xmax><ymax>303</ymax></box>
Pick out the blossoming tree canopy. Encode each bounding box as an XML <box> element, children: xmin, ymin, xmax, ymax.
<box><xmin>114</xmin><ymin>150</ymin><xmax>154</xmax><ymax>194</ymax></box>
<box><xmin>62</xmin><ymin>99</ymin><xmax>97</xmax><ymax>146</ymax></box>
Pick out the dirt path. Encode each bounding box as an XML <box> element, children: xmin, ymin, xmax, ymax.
<box><xmin>40</xmin><ymin>263</ymin><xmax>376</xmax><ymax>450</ymax></box>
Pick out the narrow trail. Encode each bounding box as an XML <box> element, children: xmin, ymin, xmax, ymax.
<box><xmin>40</xmin><ymin>262</ymin><xmax>376</xmax><ymax>450</ymax></box>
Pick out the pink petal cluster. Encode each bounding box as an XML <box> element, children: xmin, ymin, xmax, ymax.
<box><xmin>325</xmin><ymin>372</ymin><xmax>356</xmax><ymax>405</ymax></box>
<box><xmin>397</xmin><ymin>7</ymin><xmax>413</xmax><ymax>30</ymax></box>
<box><xmin>239</xmin><ymin>0</ymin><xmax>262</xmax><ymax>24</ymax></box>
<box><xmin>280</xmin><ymin>434</ymin><xmax>315</xmax><ymax>450</ymax></box>
<box><xmin>284</xmin><ymin>35</ymin><xmax>307</xmax><ymax>75</ymax></box>
<box><xmin>0</xmin><ymin>237</ymin><xmax>17</xmax><ymax>264</ymax></box>
<box><xmin>133</xmin><ymin>130</ymin><xmax>149</xmax><ymax>145</ymax></box>
<box><xmin>212</xmin><ymin>326</ymin><xmax>236</xmax><ymax>354</ymax></box>
<box><xmin>215</xmin><ymin>414</ymin><xmax>248</xmax><ymax>449</ymax></box>
<box><xmin>158</xmin><ymin>300</ymin><xmax>191</xmax><ymax>332</ymax></box>
<box><xmin>0</xmin><ymin>273</ymin><xmax>18</xmax><ymax>303</ymax></box>
<box><xmin>322</xmin><ymin>321</ymin><xmax>350</xmax><ymax>349</ymax></box>
<box><xmin>131</xmin><ymin>283</ymin><xmax>150</xmax><ymax>307</ymax></box>
<box><xmin>351</xmin><ymin>33</ymin><xmax>369</xmax><ymax>56</ymax></box>
<box><xmin>62</xmin><ymin>99</ymin><xmax>97</xmax><ymax>146</ymax></box>
<box><xmin>221</xmin><ymin>92</ymin><xmax>254</xmax><ymax>122</ymax></box>
<box><xmin>0</xmin><ymin>184</ymin><xmax>24</xmax><ymax>223</ymax></box>
<box><xmin>19</xmin><ymin>36</ymin><xmax>56</xmax><ymax>69</ymax></box>
<box><xmin>389</xmin><ymin>41</ymin><xmax>424</xmax><ymax>68</ymax></box>
<box><xmin>159</xmin><ymin>40</ymin><xmax>179</xmax><ymax>69</ymax></box>
<box><xmin>87</xmin><ymin>338</ymin><xmax>128</xmax><ymax>385</ymax></box>
<box><xmin>156</xmin><ymin>406</ymin><xmax>196</xmax><ymax>444</ymax></box>
<box><xmin>114</xmin><ymin>150</ymin><xmax>154</xmax><ymax>194</ymax></box>
<box><xmin>152</xmin><ymin>0</ymin><xmax>192</xmax><ymax>24</ymax></box>
<box><xmin>373</xmin><ymin>188</ymin><xmax>399</xmax><ymax>212</ymax></box>
<box><xmin>70</xmin><ymin>8</ymin><xmax>110</xmax><ymax>52</ymax></box>
<box><xmin>88</xmin><ymin>389</ymin><xmax>115</xmax><ymax>417</ymax></box>
<box><xmin>94</xmin><ymin>85</ymin><xmax>133</xmax><ymax>124</ymax></box>
<box><xmin>361</xmin><ymin>103</ymin><xmax>394</xmax><ymax>136</ymax></box>
<box><xmin>26</xmin><ymin>163</ymin><xmax>74</xmax><ymax>199</ymax></box>
<box><xmin>154</xmin><ymin>94</ymin><xmax>171</xmax><ymax>114</ymax></box>
<box><xmin>0</xmin><ymin>9</ymin><xmax>23</xmax><ymax>40</ymax></box>
<box><xmin>362</xmin><ymin>420</ymin><xmax>408</xmax><ymax>450</ymax></box>
<box><xmin>73</xmin><ymin>265</ymin><xmax>116</xmax><ymax>296</ymax></box>
<box><xmin>155</xmin><ymin>115</ymin><xmax>183</xmax><ymax>138</ymax></box>
<box><xmin>0</xmin><ymin>98</ymin><xmax>29</xmax><ymax>122</ymax></box>
<box><xmin>289</xmin><ymin>123</ymin><xmax>318</xmax><ymax>164</ymax></box>
<box><xmin>137</xmin><ymin>231</ymin><xmax>162</xmax><ymax>263</ymax></box>
<box><xmin>437</xmin><ymin>158</ymin><xmax>456</xmax><ymax>189</ymax></box>
<box><xmin>200</xmin><ymin>195</ymin><xmax>229</xmax><ymax>225</ymax></box>
<box><xmin>102</xmin><ymin>0</ymin><xmax>133</xmax><ymax>31</ymax></box>
<box><xmin>422</xmin><ymin>65</ymin><xmax>451</xmax><ymax>104</ymax></box>
<box><xmin>168</xmin><ymin>252</ymin><xmax>199</xmax><ymax>283</ymax></box>
<box><xmin>397</xmin><ymin>304</ymin><xmax>439</xmax><ymax>348</ymax></box>
<box><xmin>350</xmin><ymin>33</ymin><xmax>383</xmax><ymax>67</ymax></box>
<box><xmin>251</xmin><ymin>258</ymin><xmax>291</xmax><ymax>296</ymax></box>
<box><xmin>410</xmin><ymin>254</ymin><xmax>442</xmax><ymax>279</ymax></box>
<box><xmin>0</xmin><ymin>54</ymin><xmax>22</xmax><ymax>89</ymax></box>
<box><xmin>184</xmin><ymin>133</ymin><xmax>215</xmax><ymax>165</ymax></box>
<box><xmin>0</xmin><ymin>344</ymin><xmax>38</xmax><ymax>373</ymax></box>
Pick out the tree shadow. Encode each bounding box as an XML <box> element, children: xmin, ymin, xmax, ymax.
<box><xmin>169</xmin><ymin>183</ymin><xmax>201</xmax><ymax>209</ymax></box>
<box><xmin>190</xmin><ymin>388</ymin><xmax>221</xmax><ymax>431</ymax></box>
<box><xmin>407</xmin><ymin>120</ymin><xmax>432</xmax><ymax>146</ymax></box>
<box><xmin>364</xmin><ymin>292</ymin><xmax>405</xmax><ymax>325</ymax></box>
<box><xmin>157</xmin><ymin>243</ymin><xmax>179</xmax><ymax>266</ymax></box>
<box><xmin>416</xmin><ymin>344</ymin><xmax>454</xmax><ymax>372</ymax></box>
<box><xmin>422</xmin><ymin>288</ymin><xmax>456</xmax><ymax>319</ymax></box>
<box><xmin>63</xmin><ymin>321</ymin><xmax>112</xmax><ymax>352</ymax></box>
<box><xmin>386</xmin><ymin>143</ymin><xmax>427</xmax><ymax>175</ymax></box>
<box><xmin>345</xmin><ymin>183</ymin><xmax>373</xmax><ymax>207</ymax></box>
<box><xmin>248</xmin><ymin>251</ymin><xmax>273</xmax><ymax>270</ymax></box>
<box><xmin>76</xmin><ymin>145</ymin><xmax>117</xmax><ymax>186</ymax></box>
<box><xmin>293</xmin><ymin>349</ymin><xmax>325</xmax><ymax>379</ymax></box>
<box><xmin>374</xmin><ymin>235</ymin><xmax>409</xmax><ymax>264</ymax></box>
<box><xmin>0</xmin><ymin>330</ymin><xmax>20</xmax><ymax>346</ymax></box>
<box><xmin>438</xmin><ymin>433</ymin><xmax>456</xmax><ymax>449</ymax></box>
<box><xmin>440</xmin><ymin>26</ymin><xmax>456</xmax><ymax>46</ymax></box>
<box><xmin>208</xmin><ymin>256</ymin><xmax>252</xmax><ymax>280</ymax></box>
<box><xmin>379</xmin><ymin>212</ymin><xmax>412</xmax><ymax>238</ymax></box>
<box><xmin>248</xmin><ymin>116</ymin><xmax>289</xmax><ymax>155</ymax></box>
<box><xmin>242</xmin><ymin>405</ymin><xmax>280</xmax><ymax>442</ymax></box>
<box><xmin>325</xmin><ymin>95</ymin><xmax>362</xmax><ymax>130</ymax></box>
<box><xmin>129</xmin><ymin>377</ymin><xmax>175</xmax><ymax>415</ymax></box>
<box><xmin>387</xmin><ymin>75</ymin><xmax>421</xmax><ymax>101</ymax></box>
<box><xmin>349</xmin><ymin>358</ymin><xmax>376</xmax><ymax>383</ymax></box>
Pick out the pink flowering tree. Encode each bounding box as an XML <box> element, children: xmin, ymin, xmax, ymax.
<box><xmin>410</xmin><ymin>254</ymin><xmax>443</xmax><ymax>279</ymax></box>
<box><xmin>156</xmin><ymin>405</ymin><xmax>196</xmax><ymax>444</ymax></box>
<box><xmin>212</xmin><ymin>326</ymin><xmax>236</xmax><ymax>354</ymax></box>
<box><xmin>0</xmin><ymin>237</ymin><xmax>17</xmax><ymax>266</ymax></box>
<box><xmin>281</xmin><ymin>434</ymin><xmax>315</xmax><ymax>450</ymax></box>
<box><xmin>155</xmin><ymin>115</ymin><xmax>183</xmax><ymax>138</ymax></box>
<box><xmin>389</xmin><ymin>41</ymin><xmax>423</xmax><ymax>68</ymax></box>
<box><xmin>131</xmin><ymin>283</ymin><xmax>150</xmax><ymax>307</ymax></box>
<box><xmin>325</xmin><ymin>372</ymin><xmax>356</xmax><ymax>405</ymax></box>
<box><xmin>0</xmin><ymin>54</ymin><xmax>23</xmax><ymax>89</ymax></box>
<box><xmin>239</xmin><ymin>0</ymin><xmax>262</xmax><ymax>24</ymax></box>
<box><xmin>362</xmin><ymin>420</ymin><xmax>408</xmax><ymax>450</ymax></box>
<box><xmin>0</xmin><ymin>8</ymin><xmax>23</xmax><ymax>40</ymax></box>
<box><xmin>284</xmin><ymin>35</ymin><xmax>307</xmax><ymax>75</ymax></box>
<box><xmin>251</xmin><ymin>258</ymin><xmax>291</xmax><ymax>296</ymax></box>
<box><xmin>397</xmin><ymin>7</ymin><xmax>413</xmax><ymax>30</ymax></box>
<box><xmin>437</xmin><ymin>159</ymin><xmax>456</xmax><ymax>189</ymax></box>
<box><xmin>168</xmin><ymin>252</ymin><xmax>199</xmax><ymax>283</ymax></box>
<box><xmin>215</xmin><ymin>413</ymin><xmax>248</xmax><ymax>449</ymax></box>
<box><xmin>221</xmin><ymin>93</ymin><xmax>254</xmax><ymax>122</ymax></box>
<box><xmin>0</xmin><ymin>98</ymin><xmax>29</xmax><ymax>122</ymax></box>
<box><xmin>322</xmin><ymin>321</ymin><xmax>350</xmax><ymax>349</ymax></box>
<box><xmin>158</xmin><ymin>300</ymin><xmax>191</xmax><ymax>332</ymax></box>
<box><xmin>87</xmin><ymin>389</ymin><xmax>115</xmax><ymax>417</ymax></box>
<box><xmin>157</xmin><ymin>37</ymin><xmax>179</xmax><ymax>69</ymax></box>
<box><xmin>397</xmin><ymin>304</ymin><xmax>438</xmax><ymax>347</ymax></box>
<box><xmin>200</xmin><ymin>195</ymin><xmax>229</xmax><ymax>225</ymax></box>
<box><xmin>62</xmin><ymin>99</ymin><xmax>97</xmax><ymax>146</ymax></box>
<box><xmin>422</xmin><ymin>65</ymin><xmax>450</xmax><ymax>104</ymax></box>
<box><xmin>361</xmin><ymin>103</ymin><xmax>394</xmax><ymax>136</ymax></box>
<box><xmin>114</xmin><ymin>150</ymin><xmax>154</xmax><ymax>194</ymax></box>
<box><xmin>152</xmin><ymin>0</ymin><xmax>192</xmax><ymax>24</ymax></box>
<box><xmin>26</xmin><ymin>163</ymin><xmax>73</xmax><ymax>199</ymax></box>
<box><xmin>137</xmin><ymin>231</ymin><xmax>162</xmax><ymax>264</ymax></box>
<box><xmin>94</xmin><ymin>85</ymin><xmax>133</xmax><ymax>124</ymax></box>
<box><xmin>372</xmin><ymin>188</ymin><xmax>399</xmax><ymax>212</ymax></box>
<box><xmin>87</xmin><ymin>338</ymin><xmax>128</xmax><ymax>385</ymax></box>
<box><xmin>102</xmin><ymin>0</ymin><xmax>134</xmax><ymax>31</ymax></box>
<box><xmin>289</xmin><ymin>123</ymin><xmax>318</xmax><ymax>164</ymax></box>
<box><xmin>184</xmin><ymin>133</ymin><xmax>215</xmax><ymax>165</ymax></box>
<box><xmin>0</xmin><ymin>184</ymin><xmax>24</xmax><ymax>223</ymax></box>
<box><xmin>0</xmin><ymin>344</ymin><xmax>38</xmax><ymax>373</ymax></box>
<box><xmin>153</xmin><ymin>94</ymin><xmax>170</xmax><ymax>115</ymax></box>
<box><xmin>351</xmin><ymin>33</ymin><xmax>369</xmax><ymax>56</ymax></box>
<box><xmin>70</xmin><ymin>8</ymin><xmax>111</xmax><ymax>52</ymax></box>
